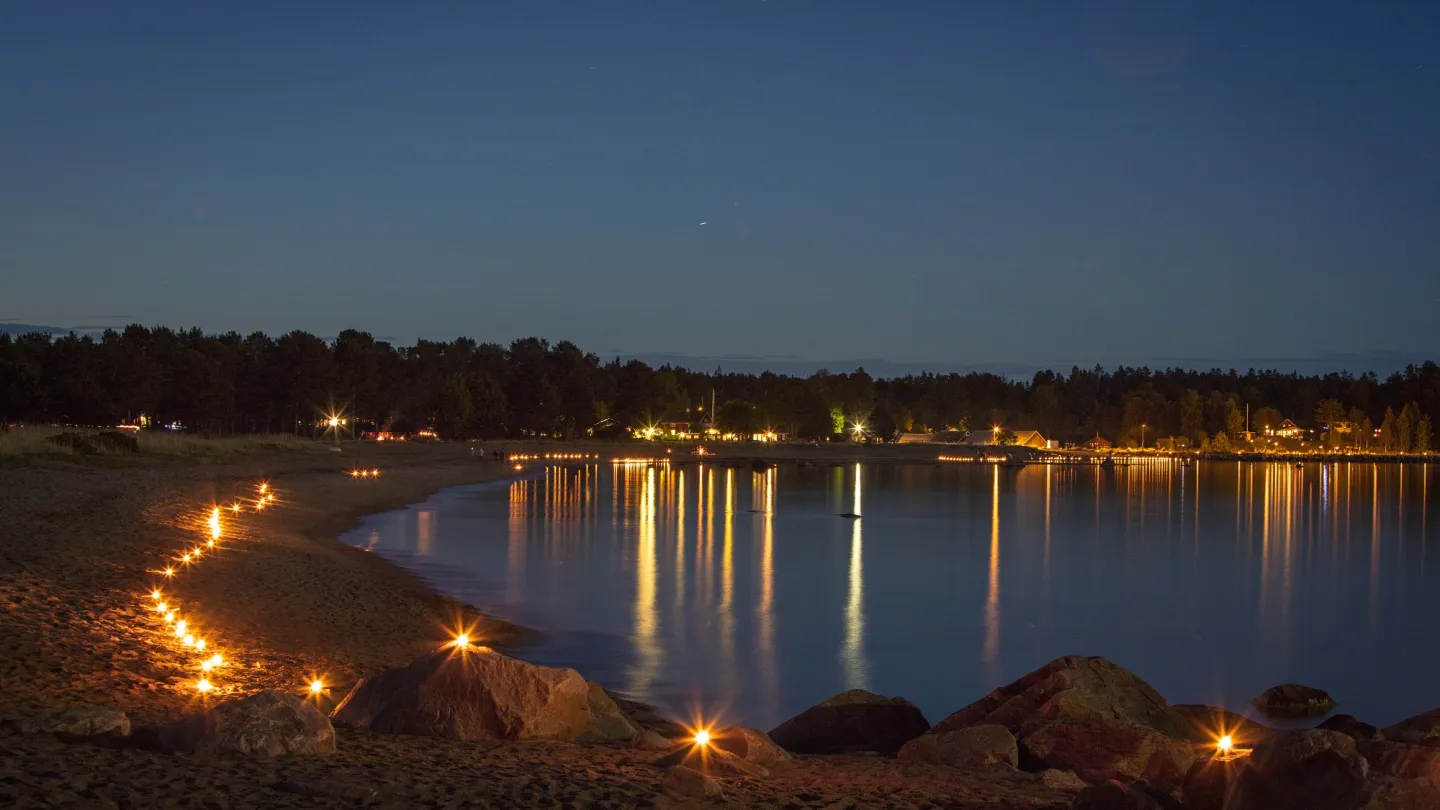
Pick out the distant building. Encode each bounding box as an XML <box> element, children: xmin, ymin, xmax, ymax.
<box><xmin>659</xmin><ymin>411</ymin><xmax>700</xmax><ymax>439</ymax></box>
<box><xmin>1081</xmin><ymin>435</ymin><xmax>1112</xmax><ymax>451</ymax></box>
<box><xmin>1266</xmin><ymin>419</ymin><xmax>1303</xmax><ymax>439</ymax></box>
<box><xmin>964</xmin><ymin>427</ymin><xmax>1048</xmax><ymax>450</ymax></box>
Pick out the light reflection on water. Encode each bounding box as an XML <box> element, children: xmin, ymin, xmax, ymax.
<box><xmin>345</xmin><ymin>460</ymin><xmax>1438</xmax><ymax>730</ymax></box>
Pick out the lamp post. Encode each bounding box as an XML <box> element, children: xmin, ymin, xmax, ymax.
<box><xmin>1141</xmin><ymin>423</ymin><xmax>1147</xmax><ymax>449</ymax></box>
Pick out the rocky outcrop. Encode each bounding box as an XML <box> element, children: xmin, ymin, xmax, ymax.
<box><xmin>579</xmin><ymin>681</ymin><xmax>639</xmax><ymax>742</ymax></box>
<box><xmin>633</xmin><ymin>729</ymin><xmax>676</xmax><ymax>749</ymax></box>
<box><xmin>12</xmin><ymin>706</ymin><xmax>130</xmax><ymax>739</ymax></box>
<box><xmin>1038</xmin><ymin>769</ymin><xmax>1088</xmax><ymax>790</ymax></box>
<box><xmin>1180</xmin><ymin>756</ymin><xmax>1245</xmax><ymax>810</ymax></box>
<box><xmin>1357</xmin><ymin>741</ymin><xmax>1440</xmax><ymax>789</ymax></box>
<box><xmin>1250</xmin><ymin>683</ymin><xmax>1337</xmax><ymax>718</ymax></box>
<box><xmin>1224</xmin><ymin>729</ymin><xmax>1369</xmax><ymax>810</ymax></box>
<box><xmin>897</xmin><ymin>724</ymin><xmax>1019</xmax><ymax>769</ymax></box>
<box><xmin>1021</xmin><ymin>717</ymin><xmax>1194</xmax><ymax>792</ymax></box>
<box><xmin>1069</xmin><ymin>779</ymin><xmax>1178</xmax><ymax>809</ymax></box>
<box><xmin>1170</xmin><ymin>704</ymin><xmax>1272</xmax><ymax>746</ymax></box>
<box><xmin>160</xmin><ymin>690</ymin><xmax>334</xmax><ymax>755</ymax></box>
<box><xmin>330</xmin><ymin>648</ymin><xmax>589</xmax><ymax>742</ymax></box>
<box><xmin>930</xmin><ymin>656</ymin><xmax>1189</xmax><ymax>740</ymax></box>
<box><xmin>1382</xmin><ymin>708</ymin><xmax>1440</xmax><ymax>746</ymax></box>
<box><xmin>1320</xmin><ymin>714</ymin><xmax>1384</xmax><ymax>742</ymax></box>
<box><xmin>660</xmin><ymin>765</ymin><xmax>723</xmax><ymax>799</ymax></box>
<box><xmin>712</xmin><ymin>727</ymin><xmax>790</xmax><ymax>767</ymax></box>
<box><xmin>768</xmin><ymin>689</ymin><xmax>930</xmax><ymax>755</ymax></box>
<box><xmin>1359</xmin><ymin>779</ymin><xmax>1440</xmax><ymax>809</ymax></box>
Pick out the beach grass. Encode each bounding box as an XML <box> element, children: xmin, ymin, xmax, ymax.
<box><xmin>0</xmin><ymin>425</ymin><xmax>323</xmax><ymax>461</ymax></box>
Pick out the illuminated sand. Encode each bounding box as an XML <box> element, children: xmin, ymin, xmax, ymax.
<box><xmin>0</xmin><ymin>441</ymin><xmax>1085</xmax><ymax>808</ymax></box>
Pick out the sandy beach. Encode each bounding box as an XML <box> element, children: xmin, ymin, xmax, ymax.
<box><xmin>0</xmin><ymin>438</ymin><xmax>1078</xmax><ymax>809</ymax></box>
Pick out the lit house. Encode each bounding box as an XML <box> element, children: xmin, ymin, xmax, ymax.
<box><xmin>659</xmin><ymin>411</ymin><xmax>701</xmax><ymax>440</ymax></box>
<box><xmin>963</xmin><ymin>426</ymin><xmax>1049</xmax><ymax>450</ymax></box>
<box><xmin>1265</xmin><ymin>419</ymin><xmax>1304</xmax><ymax>439</ymax></box>
<box><xmin>1081</xmin><ymin>435</ymin><xmax>1112</xmax><ymax>451</ymax></box>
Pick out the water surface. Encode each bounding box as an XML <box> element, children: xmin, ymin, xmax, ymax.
<box><xmin>343</xmin><ymin>459</ymin><xmax>1439</xmax><ymax>730</ymax></box>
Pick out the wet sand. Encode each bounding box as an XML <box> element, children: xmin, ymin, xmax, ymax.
<box><xmin>0</xmin><ymin>440</ymin><xmax>1075</xmax><ymax>809</ymax></box>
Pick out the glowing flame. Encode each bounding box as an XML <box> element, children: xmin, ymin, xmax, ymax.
<box><xmin>163</xmin><ymin>567</ymin><xmax>175</xmax><ymax>578</ymax></box>
<box><xmin>151</xmin><ymin>589</ymin><xmax>162</xmax><ymax>600</ymax></box>
<box><xmin>208</xmin><ymin>653</ymin><xmax>224</xmax><ymax>667</ymax></box>
<box><xmin>453</xmin><ymin>633</ymin><xmax>471</xmax><ymax>650</ymax></box>
<box><xmin>196</xmin><ymin>678</ymin><xmax>213</xmax><ymax>693</ymax></box>
<box><xmin>309</xmin><ymin>680</ymin><xmax>324</xmax><ymax>694</ymax></box>
<box><xmin>195</xmin><ymin>638</ymin><xmax>206</xmax><ymax>650</ymax></box>
<box><xmin>694</xmin><ymin>729</ymin><xmax>711</xmax><ymax>746</ymax></box>
<box><xmin>1217</xmin><ymin>735</ymin><xmax>1233</xmax><ymax>753</ymax></box>
<box><xmin>208</xmin><ymin>508</ymin><xmax>221</xmax><ymax>541</ymax></box>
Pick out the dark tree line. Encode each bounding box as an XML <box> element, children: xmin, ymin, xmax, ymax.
<box><xmin>1</xmin><ymin>326</ymin><xmax>1436</xmax><ymax>450</ymax></box>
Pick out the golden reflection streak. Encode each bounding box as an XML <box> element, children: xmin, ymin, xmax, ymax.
<box><xmin>629</xmin><ymin>466</ymin><xmax>660</xmax><ymax>695</ymax></box>
<box><xmin>1370</xmin><ymin>466</ymin><xmax>1380</xmax><ymax>628</ymax></box>
<box><xmin>719</xmin><ymin>469</ymin><xmax>736</xmax><ymax>682</ymax></box>
<box><xmin>675</xmin><ymin>470</ymin><xmax>686</xmax><ymax>616</ymax></box>
<box><xmin>982</xmin><ymin>464</ymin><xmax>1001</xmax><ymax>684</ymax></box>
<box><xmin>842</xmin><ymin>462</ymin><xmax>870</xmax><ymax>690</ymax></box>
<box><xmin>759</xmin><ymin>468</ymin><xmax>777</xmax><ymax>714</ymax></box>
<box><xmin>417</xmin><ymin>509</ymin><xmax>434</xmax><ymax>556</ymax></box>
<box><xmin>507</xmin><ymin>482</ymin><xmax>527</xmax><ymax>606</ymax></box>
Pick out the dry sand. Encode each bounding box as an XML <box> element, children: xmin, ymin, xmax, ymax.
<box><xmin>0</xmin><ymin>439</ymin><xmax>1074</xmax><ymax>809</ymax></box>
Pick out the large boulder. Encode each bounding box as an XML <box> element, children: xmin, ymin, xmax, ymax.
<box><xmin>1250</xmin><ymin>683</ymin><xmax>1337</xmax><ymax>718</ymax></box>
<box><xmin>1383</xmin><ymin>709</ymin><xmax>1440</xmax><ymax>746</ymax></box>
<box><xmin>1320</xmin><ymin>715</ymin><xmax>1384</xmax><ymax>742</ymax></box>
<box><xmin>1021</xmin><ymin>717</ymin><xmax>1194</xmax><ymax>792</ymax></box>
<box><xmin>768</xmin><ymin>689</ymin><xmax>930</xmax><ymax>754</ymax></box>
<box><xmin>1224</xmin><ymin>729</ymin><xmax>1369</xmax><ymax>810</ymax></box>
<box><xmin>660</xmin><ymin>765</ymin><xmax>723</xmax><ymax>799</ymax></box>
<box><xmin>579</xmin><ymin>681</ymin><xmax>639</xmax><ymax>742</ymax></box>
<box><xmin>931</xmin><ymin>656</ymin><xmax>1189</xmax><ymax>740</ymax></box>
<box><xmin>897</xmin><ymin>724</ymin><xmax>1019</xmax><ymax>769</ymax></box>
<box><xmin>1170</xmin><ymin>704</ymin><xmax>1272</xmax><ymax>746</ymax></box>
<box><xmin>1357</xmin><ymin>741</ymin><xmax>1440</xmax><ymax>789</ymax></box>
<box><xmin>1179</xmin><ymin>755</ymin><xmax>1245</xmax><ymax>810</ymax></box>
<box><xmin>712</xmin><ymin>727</ymin><xmax>790</xmax><ymax>768</ymax></box>
<box><xmin>162</xmin><ymin>690</ymin><xmax>334</xmax><ymax>755</ymax></box>
<box><xmin>1070</xmin><ymin>779</ymin><xmax>1178</xmax><ymax>809</ymax></box>
<box><xmin>330</xmin><ymin>648</ymin><xmax>589</xmax><ymax>742</ymax></box>
<box><xmin>12</xmin><ymin>706</ymin><xmax>130</xmax><ymax>739</ymax></box>
<box><xmin>1359</xmin><ymin>779</ymin><xmax>1440</xmax><ymax>809</ymax></box>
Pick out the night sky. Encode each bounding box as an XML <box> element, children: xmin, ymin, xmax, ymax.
<box><xmin>3</xmin><ymin>1</ymin><xmax>1437</xmax><ymax>373</ymax></box>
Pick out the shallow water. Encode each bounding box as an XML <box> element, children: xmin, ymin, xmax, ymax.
<box><xmin>343</xmin><ymin>459</ymin><xmax>1439</xmax><ymax>730</ymax></box>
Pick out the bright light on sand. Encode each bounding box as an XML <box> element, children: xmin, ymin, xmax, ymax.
<box><xmin>693</xmin><ymin>729</ymin><xmax>711</xmax><ymax>746</ymax></box>
<box><xmin>195</xmin><ymin>639</ymin><xmax>206</xmax><ymax>650</ymax></box>
<box><xmin>310</xmin><ymin>680</ymin><xmax>324</xmax><ymax>694</ymax></box>
<box><xmin>453</xmin><ymin>633</ymin><xmax>471</xmax><ymax>650</ymax></box>
<box><xmin>151</xmin><ymin>589</ymin><xmax>162</xmax><ymax>600</ymax></box>
<box><xmin>197</xmin><ymin>678</ymin><xmax>213</xmax><ymax>693</ymax></box>
<box><xmin>163</xmin><ymin>567</ymin><xmax>175</xmax><ymax>578</ymax></box>
<box><xmin>1217</xmin><ymin>735</ymin><xmax>1233</xmax><ymax>753</ymax></box>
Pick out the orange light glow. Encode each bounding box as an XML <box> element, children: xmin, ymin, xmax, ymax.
<box><xmin>1217</xmin><ymin>735</ymin><xmax>1233</xmax><ymax>753</ymax></box>
<box><xmin>693</xmin><ymin>729</ymin><xmax>711</xmax><ymax>746</ymax></box>
<box><xmin>195</xmin><ymin>638</ymin><xmax>206</xmax><ymax>650</ymax></box>
<box><xmin>453</xmin><ymin>633</ymin><xmax>471</xmax><ymax>650</ymax></box>
<box><xmin>196</xmin><ymin>678</ymin><xmax>213</xmax><ymax>693</ymax></box>
<box><xmin>151</xmin><ymin>589</ymin><xmax>162</xmax><ymax>600</ymax></box>
<box><xmin>164</xmin><ymin>567</ymin><xmax>175</xmax><ymax>578</ymax></box>
<box><xmin>309</xmin><ymin>680</ymin><xmax>324</xmax><ymax>694</ymax></box>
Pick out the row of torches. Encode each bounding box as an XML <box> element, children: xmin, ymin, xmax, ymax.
<box><xmin>144</xmin><ymin>482</ymin><xmax>325</xmax><ymax>700</ymax></box>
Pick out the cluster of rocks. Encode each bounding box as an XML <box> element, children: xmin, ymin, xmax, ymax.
<box><xmin>12</xmin><ymin>652</ymin><xmax>1440</xmax><ymax>808</ymax></box>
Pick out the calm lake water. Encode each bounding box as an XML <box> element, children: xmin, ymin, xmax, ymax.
<box><xmin>343</xmin><ymin>459</ymin><xmax>1439</xmax><ymax>730</ymax></box>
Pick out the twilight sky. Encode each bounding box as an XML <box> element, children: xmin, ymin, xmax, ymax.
<box><xmin>2</xmin><ymin>1</ymin><xmax>1437</xmax><ymax>372</ymax></box>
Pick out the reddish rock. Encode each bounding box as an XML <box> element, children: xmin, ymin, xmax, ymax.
<box><xmin>1383</xmin><ymin>709</ymin><xmax>1440</xmax><ymax>746</ymax></box>
<box><xmin>660</xmin><ymin>765</ymin><xmax>723</xmax><ymax>799</ymax></box>
<box><xmin>1358</xmin><ymin>741</ymin><xmax>1440</xmax><ymax>789</ymax></box>
<box><xmin>1358</xmin><ymin>779</ymin><xmax>1440</xmax><ymax>809</ymax></box>
<box><xmin>931</xmin><ymin>656</ymin><xmax>1189</xmax><ymax>739</ymax></box>
<box><xmin>652</xmin><ymin>743</ymin><xmax>769</xmax><ymax>778</ymax></box>
<box><xmin>1180</xmin><ymin>755</ymin><xmax>1246</xmax><ymax>810</ymax></box>
<box><xmin>1021</xmin><ymin>717</ymin><xmax>1194</xmax><ymax>792</ymax></box>
<box><xmin>712</xmin><ymin>727</ymin><xmax>790</xmax><ymax>767</ymax></box>
<box><xmin>1250</xmin><ymin>683</ymin><xmax>1337</xmax><ymax>718</ymax></box>
<box><xmin>14</xmin><ymin>706</ymin><xmax>131</xmax><ymax>739</ymax></box>
<box><xmin>1224</xmin><ymin>730</ymin><xmax>1368</xmax><ymax>810</ymax></box>
<box><xmin>579</xmin><ymin>681</ymin><xmax>638</xmax><ymax>743</ymax></box>
<box><xmin>1039</xmin><ymin>769</ymin><xmax>1088</xmax><ymax>790</ymax></box>
<box><xmin>897</xmin><ymin>724</ymin><xmax>1019</xmax><ymax>769</ymax></box>
<box><xmin>164</xmin><ymin>690</ymin><xmax>334</xmax><ymax>755</ymax></box>
<box><xmin>1320</xmin><ymin>714</ymin><xmax>1385</xmax><ymax>742</ymax></box>
<box><xmin>1070</xmin><ymin>779</ymin><xmax>1178</xmax><ymax>809</ymax></box>
<box><xmin>330</xmin><ymin>647</ymin><xmax>589</xmax><ymax>742</ymax></box>
<box><xmin>768</xmin><ymin>689</ymin><xmax>930</xmax><ymax>754</ymax></box>
<box><xmin>1170</xmin><ymin>704</ymin><xmax>1272</xmax><ymax>747</ymax></box>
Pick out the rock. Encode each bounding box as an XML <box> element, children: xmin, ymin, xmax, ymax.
<box><xmin>1359</xmin><ymin>779</ymin><xmax>1440</xmax><ymax>809</ymax></box>
<box><xmin>1038</xmin><ymin>769</ymin><xmax>1088</xmax><ymax>790</ymax></box>
<box><xmin>652</xmin><ymin>744</ymin><xmax>770</xmax><ymax>778</ymax></box>
<box><xmin>580</xmin><ymin>681</ymin><xmax>638</xmax><ymax>742</ymax></box>
<box><xmin>1170</xmin><ymin>704</ymin><xmax>1272</xmax><ymax>746</ymax></box>
<box><xmin>931</xmin><ymin>656</ymin><xmax>1189</xmax><ymax>740</ymax></box>
<box><xmin>1357</xmin><ymin>741</ymin><xmax>1440</xmax><ymax>788</ymax></box>
<box><xmin>95</xmin><ymin>430</ymin><xmax>139</xmax><ymax>453</ymax></box>
<box><xmin>1224</xmin><ymin>729</ymin><xmax>1368</xmax><ymax>810</ymax></box>
<box><xmin>1069</xmin><ymin>779</ymin><xmax>1178</xmax><ymax>809</ymax></box>
<box><xmin>1320</xmin><ymin>715</ymin><xmax>1385</xmax><ymax>742</ymax></box>
<box><xmin>46</xmin><ymin>432</ymin><xmax>97</xmax><ymax>454</ymax></box>
<box><xmin>897</xmin><ymin>724</ymin><xmax>1019</xmax><ymax>769</ymax></box>
<box><xmin>13</xmin><ymin>706</ymin><xmax>130</xmax><ymax>739</ymax></box>
<box><xmin>712</xmin><ymin>727</ymin><xmax>790</xmax><ymax>767</ymax></box>
<box><xmin>1179</xmin><ymin>755</ymin><xmax>1245</xmax><ymax>810</ymax></box>
<box><xmin>634</xmin><ymin>729</ymin><xmax>678</xmax><ymax>750</ymax></box>
<box><xmin>660</xmin><ymin>765</ymin><xmax>723</xmax><ymax>799</ymax></box>
<box><xmin>1021</xmin><ymin>717</ymin><xmax>1194</xmax><ymax>792</ymax></box>
<box><xmin>768</xmin><ymin>689</ymin><xmax>930</xmax><ymax>755</ymax></box>
<box><xmin>1251</xmin><ymin>683</ymin><xmax>1338</xmax><ymax>718</ymax></box>
<box><xmin>1383</xmin><ymin>709</ymin><xmax>1440</xmax><ymax>746</ymax></box>
<box><xmin>165</xmin><ymin>690</ymin><xmax>335</xmax><ymax>755</ymax></box>
<box><xmin>330</xmin><ymin>647</ymin><xmax>589</xmax><ymax>742</ymax></box>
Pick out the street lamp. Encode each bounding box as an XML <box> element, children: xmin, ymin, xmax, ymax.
<box><xmin>1141</xmin><ymin>423</ymin><xmax>1147</xmax><ymax>449</ymax></box>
